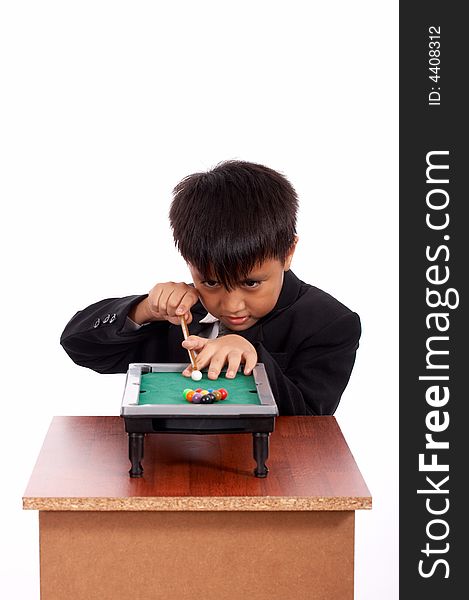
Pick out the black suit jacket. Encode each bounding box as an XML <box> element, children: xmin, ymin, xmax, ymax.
<box><xmin>60</xmin><ymin>271</ymin><xmax>361</xmax><ymax>415</ymax></box>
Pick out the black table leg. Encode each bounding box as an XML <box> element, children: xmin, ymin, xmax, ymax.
<box><xmin>252</xmin><ymin>432</ymin><xmax>269</xmax><ymax>478</ymax></box>
<box><xmin>128</xmin><ymin>432</ymin><xmax>144</xmax><ymax>478</ymax></box>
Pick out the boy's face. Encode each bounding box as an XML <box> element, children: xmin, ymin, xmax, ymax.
<box><xmin>188</xmin><ymin>247</ymin><xmax>296</xmax><ymax>332</ymax></box>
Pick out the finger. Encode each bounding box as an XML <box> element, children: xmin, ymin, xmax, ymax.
<box><xmin>147</xmin><ymin>285</ymin><xmax>164</xmax><ymax>317</ymax></box>
<box><xmin>181</xmin><ymin>335</ymin><xmax>208</xmax><ymax>352</ymax></box>
<box><xmin>207</xmin><ymin>354</ymin><xmax>225</xmax><ymax>380</ymax></box>
<box><xmin>182</xmin><ymin>364</ymin><xmax>193</xmax><ymax>377</ymax></box>
<box><xmin>158</xmin><ymin>286</ymin><xmax>176</xmax><ymax>317</ymax></box>
<box><xmin>167</xmin><ymin>286</ymin><xmax>193</xmax><ymax>317</ymax></box>
<box><xmin>173</xmin><ymin>291</ymin><xmax>197</xmax><ymax>324</ymax></box>
<box><xmin>187</xmin><ymin>343</ymin><xmax>216</xmax><ymax>371</ymax></box>
<box><xmin>175</xmin><ymin>290</ymin><xmax>199</xmax><ymax>317</ymax></box>
<box><xmin>167</xmin><ymin>312</ymin><xmax>192</xmax><ymax>326</ymax></box>
<box><xmin>243</xmin><ymin>350</ymin><xmax>258</xmax><ymax>376</ymax></box>
<box><xmin>225</xmin><ymin>351</ymin><xmax>242</xmax><ymax>379</ymax></box>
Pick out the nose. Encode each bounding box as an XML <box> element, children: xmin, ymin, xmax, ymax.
<box><xmin>221</xmin><ymin>289</ymin><xmax>246</xmax><ymax>315</ymax></box>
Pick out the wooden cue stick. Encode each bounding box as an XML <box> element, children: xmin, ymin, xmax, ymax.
<box><xmin>180</xmin><ymin>315</ymin><xmax>198</xmax><ymax>371</ymax></box>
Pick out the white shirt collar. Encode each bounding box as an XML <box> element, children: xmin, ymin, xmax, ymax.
<box><xmin>199</xmin><ymin>312</ymin><xmax>219</xmax><ymax>324</ymax></box>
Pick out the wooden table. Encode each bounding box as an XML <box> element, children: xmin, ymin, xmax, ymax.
<box><xmin>23</xmin><ymin>416</ymin><xmax>371</xmax><ymax>600</ymax></box>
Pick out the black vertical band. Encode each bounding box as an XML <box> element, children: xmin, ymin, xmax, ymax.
<box><xmin>400</xmin><ymin>2</ymin><xmax>466</xmax><ymax>595</ymax></box>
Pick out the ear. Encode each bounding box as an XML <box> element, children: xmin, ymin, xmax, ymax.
<box><xmin>283</xmin><ymin>236</ymin><xmax>298</xmax><ymax>271</ymax></box>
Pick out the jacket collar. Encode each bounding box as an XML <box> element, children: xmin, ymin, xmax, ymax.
<box><xmin>270</xmin><ymin>269</ymin><xmax>302</xmax><ymax>313</ymax></box>
<box><xmin>243</xmin><ymin>270</ymin><xmax>302</xmax><ymax>343</ymax></box>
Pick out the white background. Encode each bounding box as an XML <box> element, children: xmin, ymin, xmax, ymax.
<box><xmin>0</xmin><ymin>1</ymin><xmax>398</xmax><ymax>598</ymax></box>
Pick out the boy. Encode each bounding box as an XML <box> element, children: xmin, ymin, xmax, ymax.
<box><xmin>60</xmin><ymin>160</ymin><xmax>360</xmax><ymax>415</ymax></box>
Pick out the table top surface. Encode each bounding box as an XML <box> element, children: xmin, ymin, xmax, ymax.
<box><xmin>23</xmin><ymin>416</ymin><xmax>371</xmax><ymax>512</ymax></box>
<box><xmin>139</xmin><ymin>372</ymin><xmax>260</xmax><ymax>405</ymax></box>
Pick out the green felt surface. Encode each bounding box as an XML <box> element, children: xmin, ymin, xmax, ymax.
<box><xmin>138</xmin><ymin>372</ymin><xmax>260</xmax><ymax>405</ymax></box>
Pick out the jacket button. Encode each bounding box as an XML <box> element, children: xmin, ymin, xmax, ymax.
<box><xmin>93</xmin><ymin>318</ymin><xmax>101</xmax><ymax>328</ymax></box>
<box><xmin>109</xmin><ymin>313</ymin><xmax>117</xmax><ymax>323</ymax></box>
<box><xmin>102</xmin><ymin>314</ymin><xmax>111</xmax><ymax>324</ymax></box>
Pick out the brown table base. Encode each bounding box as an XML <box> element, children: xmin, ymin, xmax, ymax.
<box><xmin>39</xmin><ymin>510</ymin><xmax>354</xmax><ymax>600</ymax></box>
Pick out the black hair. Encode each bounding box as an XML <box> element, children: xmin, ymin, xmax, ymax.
<box><xmin>169</xmin><ymin>160</ymin><xmax>298</xmax><ymax>289</ymax></box>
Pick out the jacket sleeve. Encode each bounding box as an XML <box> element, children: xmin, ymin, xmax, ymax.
<box><xmin>255</xmin><ymin>312</ymin><xmax>361</xmax><ymax>415</ymax></box>
<box><xmin>60</xmin><ymin>295</ymin><xmax>170</xmax><ymax>374</ymax></box>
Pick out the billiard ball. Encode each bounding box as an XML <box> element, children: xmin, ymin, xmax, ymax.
<box><xmin>192</xmin><ymin>392</ymin><xmax>202</xmax><ymax>404</ymax></box>
<box><xmin>186</xmin><ymin>390</ymin><xmax>195</xmax><ymax>402</ymax></box>
<box><xmin>182</xmin><ymin>388</ymin><xmax>193</xmax><ymax>399</ymax></box>
<box><xmin>207</xmin><ymin>393</ymin><xmax>216</xmax><ymax>403</ymax></box>
<box><xmin>191</xmin><ymin>370</ymin><xmax>203</xmax><ymax>382</ymax></box>
<box><xmin>213</xmin><ymin>390</ymin><xmax>222</xmax><ymax>401</ymax></box>
<box><xmin>200</xmin><ymin>394</ymin><xmax>212</xmax><ymax>404</ymax></box>
<box><xmin>219</xmin><ymin>388</ymin><xmax>228</xmax><ymax>400</ymax></box>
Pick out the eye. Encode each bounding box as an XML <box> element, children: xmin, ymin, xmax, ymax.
<box><xmin>242</xmin><ymin>279</ymin><xmax>261</xmax><ymax>289</ymax></box>
<box><xmin>202</xmin><ymin>280</ymin><xmax>220</xmax><ymax>289</ymax></box>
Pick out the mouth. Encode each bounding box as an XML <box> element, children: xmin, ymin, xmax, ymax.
<box><xmin>223</xmin><ymin>315</ymin><xmax>250</xmax><ymax>326</ymax></box>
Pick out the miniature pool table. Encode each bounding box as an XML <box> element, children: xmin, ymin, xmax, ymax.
<box><xmin>120</xmin><ymin>362</ymin><xmax>278</xmax><ymax>478</ymax></box>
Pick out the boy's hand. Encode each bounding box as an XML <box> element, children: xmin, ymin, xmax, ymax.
<box><xmin>129</xmin><ymin>282</ymin><xmax>199</xmax><ymax>325</ymax></box>
<box><xmin>181</xmin><ymin>334</ymin><xmax>258</xmax><ymax>380</ymax></box>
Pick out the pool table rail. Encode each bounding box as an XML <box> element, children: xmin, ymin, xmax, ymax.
<box><xmin>120</xmin><ymin>362</ymin><xmax>279</xmax><ymax>417</ymax></box>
